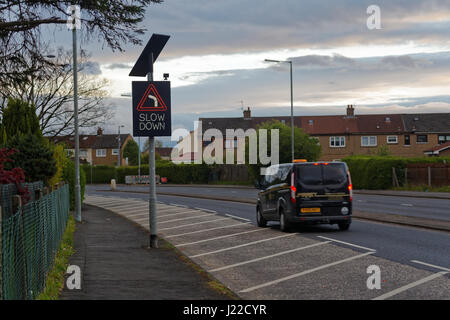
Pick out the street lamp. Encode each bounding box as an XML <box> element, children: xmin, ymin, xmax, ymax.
<box><xmin>117</xmin><ymin>125</ymin><xmax>125</xmax><ymax>167</ymax></box>
<box><xmin>265</xmin><ymin>59</ymin><xmax>295</xmax><ymax>162</ymax></box>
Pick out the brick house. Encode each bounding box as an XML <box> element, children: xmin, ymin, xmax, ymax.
<box><xmin>52</xmin><ymin>127</ymin><xmax>133</xmax><ymax>166</ymax></box>
<box><xmin>196</xmin><ymin>106</ymin><xmax>450</xmax><ymax>161</ymax></box>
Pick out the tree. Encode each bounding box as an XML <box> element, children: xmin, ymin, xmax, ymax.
<box><xmin>0</xmin><ymin>49</ymin><xmax>113</xmax><ymax>137</ymax></box>
<box><xmin>143</xmin><ymin>138</ymin><xmax>163</xmax><ymax>151</ymax></box>
<box><xmin>123</xmin><ymin>139</ymin><xmax>139</xmax><ymax>166</ymax></box>
<box><xmin>4</xmin><ymin>134</ymin><xmax>57</xmax><ymax>186</ymax></box>
<box><xmin>0</xmin><ymin>0</ymin><xmax>163</xmax><ymax>89</ymax></box>
<box><xmin>246</xmin><ymin>120</ymin><xmax>322</xmax><ymax>179</ymax></box>
<box><xmin>0</xmin><ymin>98</ymin><xmax>42</xmax><ymax>143</ymax></box>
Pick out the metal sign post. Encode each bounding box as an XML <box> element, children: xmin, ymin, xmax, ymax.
<box><xmin>129</xmin><ymin>34</ymin><xmax>171</xmax><ymax>248</ymax></box>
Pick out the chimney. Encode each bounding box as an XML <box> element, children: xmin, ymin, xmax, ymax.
<box><xmin>346</xmin><ymin>105</ymin><xmax>355</xmax><ymax>117</ymax></box>
<box><xmin>243</xmin><ymin>107</ymin><xmax>251</xmax><ymax>120</ymax></box>
<box><xmin>97</xmin><ymin>127</ymin><xmax>103</xmax><ymax>135</ymax></box>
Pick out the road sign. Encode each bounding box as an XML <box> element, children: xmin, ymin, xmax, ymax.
<box><xmin>132</xmin><ymin>81</ymin><xmax>171</xmax><ymax>137</ymax></box>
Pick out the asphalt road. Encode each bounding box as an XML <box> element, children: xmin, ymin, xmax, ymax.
<box><xmin>89</xmin><ymin>184</ymin><xmax>450</xmax><ymax>221</ymax></box>
<box><xmin>84</xmin><ymin>192</ymin><xmax>450</xmax><ymax>299</ymax></box>
<box><xmin>86</xmin><ymin>187</ymin><xmax>450</xmax><ymax>276</ymax></box>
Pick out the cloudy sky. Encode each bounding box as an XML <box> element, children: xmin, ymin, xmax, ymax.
<box><xmin>51</xmin><ymin>0</ymin><xmax>450</xmax><ymax>145</ymax></box>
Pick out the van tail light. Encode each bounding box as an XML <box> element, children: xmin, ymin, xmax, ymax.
<box><xmin>347</xmin><ymin>170</ymin><xmax>353</xmax><ymax>201</ymax></box>
<box><xmin>290</xmin><ymin>171</ymin><xmax>296</xmax><ymax>204</ymax></box>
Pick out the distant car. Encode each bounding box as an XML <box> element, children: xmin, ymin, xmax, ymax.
<box><xmin>255</xmin><ymin>161</ymin><xmax>352</xmax><ymax>232</ymax></box>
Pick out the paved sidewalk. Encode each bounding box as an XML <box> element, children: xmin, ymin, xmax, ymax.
<box><xmin>60</xmin><ymin>204</ymin><xmax>232</xmax><ymax>300</ymax></box>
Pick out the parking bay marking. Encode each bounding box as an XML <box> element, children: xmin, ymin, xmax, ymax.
<box><xmin>159</xmin><ymin>217</ymin><xmax>230</xmax><ymax>231</ymax></box>
<box><xmin>209</xmin><ymin>241</ymin><xmax>331</xmax><ymax>273</ymax></box>
<box><xmin>372</xmin><ymin>271</ymin><xmax>448</xmax><ymax>300</ymax></box>
<box><xmin>189</xmin><ymin>233</ymin><xmax>298</xmax><ymax>258</ymax></box>
<box><xmin>317</xmin><ymin>236</ymin><xmax>376</xmax><ymax>252</ymax></box>
<box><xmin>176</xmin><ymin>228</ymin><xmax>267</xmax><ymax>247</ymax></box>
<box><xmin>411</xmin><ymin>260</ymin><xmax>450</xmax><ymax>272</ymax></box>
<box><xmin>239</xmin><ymin>251</ymin><xmax>375</xmax><ymax>293</ymax></box>
<box><xmin>158</xmin><ymin>213</ymin><xmax>216</xmax><ymax>224</ymax></box>
<box><xmin>164</xmin><ymin>222</ymin><xmax>252</xmax><ymax>238</ymax></box>
<box><xmin>225</xmin><ymin>214</ymin><xmax>251</xmax><ymax>222</ymax></box>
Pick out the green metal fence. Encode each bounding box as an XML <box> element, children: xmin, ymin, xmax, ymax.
<box><xmin>0</xmin><ymin>184</ymin><xmax>70</xmax><ymax>300</ymax></box>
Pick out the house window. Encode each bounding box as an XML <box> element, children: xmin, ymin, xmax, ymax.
<box><xmin>387</xmin><ymin>136</ymin><xmax>398</xmax><ymax>144</ymax></box>
<box><xmin>112</xmin><ymin>149</ymin><xmax>120</xmax><ymax>155</ymax></box>
<box><xmin>404</xmin><ymin>135</ymin><xmax>410</xmax><ymax>146</ymax></box>
<box><xmin>96</xmin><ymin>149</ymin><xmax>107</xmax><ymax>157</ymax></box>
<box><xmin>417</xmin><ymin>135</ymin><xmax>428</xmax><ymax>143</ymax></box>
<box><xmin>361</xmin><ymin>136</ymin><xmax>377</xmax><ymax>147</ymax></box>
<box><xmin>66</xmin><ymin>149</ymin><xmax>74</xmax><ymax>157</ymax></box>
<box><xmin>329</xmin><ymin>136</ymin><xmax>345</xmax><ymax>148</ymax></box>
<box><xmin>80</xmin><ymin>150</ymin><xmax>88</xmax><ymax>157</ymax></box>
<box><xmin>438</xmin><ymin>135</ymin><xmax>450</xmax><ymax>144</ymax></box>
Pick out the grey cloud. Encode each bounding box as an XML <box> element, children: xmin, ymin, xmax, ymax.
<box><xmin>290</xmin><ymin>54</ymin><xmax>355</xmax><ymax>67</ymax></box>
<box><xmin>105</xmin><ymin>63</ymin><xmax>131</xmax><ymax>70</ymax></box>
<box><xmin>79</xmin><ymin>61</ymin><xmax>102</xmax><ymax>75</ymax></box>
<box><xmin>381</xmin><ymin>55</ymin><xmax>430</xmax><ymax>68</ymax></box>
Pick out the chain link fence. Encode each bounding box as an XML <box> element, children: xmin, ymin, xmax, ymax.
<box><xmin>0</xmin><ymin>183</ymin><xmax>70</xmax><ymax>300</ymax></box>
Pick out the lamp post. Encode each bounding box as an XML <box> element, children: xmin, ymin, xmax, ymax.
<box><xmin>117</xmin><ymin>125</ymin><xmax>125</xmax><ymax>167</ymax></box>
<box><xmin>265</xmin><ymin>59</ymin><xmax>295</xmax><ymax>162</ymax></box>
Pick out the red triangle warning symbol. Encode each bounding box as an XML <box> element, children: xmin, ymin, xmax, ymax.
<box><xmin>137</xmin><ymin>84</ymin><xmax>167</xmax><ymax>111</ymax></box>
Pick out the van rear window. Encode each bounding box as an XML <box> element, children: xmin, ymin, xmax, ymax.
<box><xmin>297</xmin><ymin>164</ymin><xmax>347</xmax><ymax>186</ymax></box>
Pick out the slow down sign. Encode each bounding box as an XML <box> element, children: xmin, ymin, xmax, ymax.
<box><xmin>132</xmin><ymin>81</ymin><xmax>171</xmax><ymax>137</ymax></box>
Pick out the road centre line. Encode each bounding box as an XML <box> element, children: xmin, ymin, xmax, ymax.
<box><xmin>189</xmin><ymin>233</ymin><xmax>298</xmax><ymax>257</ymax></box>
<box><xmin>411</xmin><ymin>260</ymin><xmax>450</xmax><ymax>272</ymax></box>
<box><xmin>177</xmin><ymin>228</ymin><xmax>267</xmax><ymax>247</ymax></box>
<box><xmin>225</xmin><ymin>214</ymin><xmax>251</xmax><ymax>222</ymax></box>
<box><xmin>372</xmin><ymin>271</ymin><xmax>448</xmax><ymax>300</ymax></box>
<box><xmin>159</xmin><ymin>218</ymin><xmax>229</xmax><ymax>231</ymax></box>
<box><xmin>239</xmin><ymin>251</ymin><xmax>375</xmax><ymax>293</ymax></box>
<box><xmin>158</xmin><ymin>213</ymin><xmax>216</xmax><ymax>224</ymax></box>
<box><xmin>317</xmin><ymin>236</ymin><xmax>376</xmax><ymax>252</ymax></box>
<box><xmin>209</xmin><ymin>241</ymin><xmax>331</xmax><ymax>273</ymax></box>
<box><xmin>164</xmin><ymin>222</ymin><xmax>252</xmax><ymax>238</ymax></box>
<box><xmin>194</xmin><ymin>207</ymin><xmax>217</xmax><ymax>213</ymax></box>
<box><xmin>401</xmin><ymin>204</ymin><xmax>413</xmax><ymax>207</ymax></box>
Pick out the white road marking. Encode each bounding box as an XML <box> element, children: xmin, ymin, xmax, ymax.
<box><xmin>170</xmin><ymin>203</ymin><xmax>187</xmax><ymax>207</ymax></box>
<box><xmin>210</xmin><ymin>241</ymin><xmax>331</xmax><ymax>272</ymax></box>
<box><xmin>189</xmin><ymin>233</ymin><xmax>297</xmax><ymax>258</ymax></box>
<box><xmin>159</xmin><ymin>213</ymin><xmax>215</xmax><ymax>224</ymax></box>
<box><xmin>317</xmin><ymin>236</ymin><xmax>376</xmax><ymax>252</ymax></box>
<box><xmin>401</xmin><ymin>203</ymin><xmax>413</xmax><ymax>207</ymax></box>
<box><xmin>194</xmin><ymin>207</ymin><xmax>217</xmax><ymax>213</ymax></box>
<box><xmin>411</xmin><ymin>260</ymin><xmax>450</xmax><ymax>272</ymax></box>
<box><xmin>123</xmin><ymin>212</ymin><xmax>149</xmax><ymax>218</ymax></box>
<box><xmin>372</xmin><ymin>272</ymin><xmax>448</xmax><ymax>300</ymax></box>
<box><xmin>164</xmin><ymin>222</ymin><xmax>251</xmax><ymax>238</ymax></box>
<box><xmin>225</xmin><ymin>214</ymin><xmax>251</xmax><ymax>222</ymax></box>
<box><xmin>159</xmin><ymin>217</ymin><xmax>229</xmax><ymax>231</ymax></box>
<box><xmin>177</xmin><ymin>229</ymin><xmax>267</xmax><ymax>247</ymax></box>
<box><xmin>158</xmin><ymin>210</ymin><xmax>207</xmax><ymax>217</ymax></box>
<box><xmin>239</xmin><ymin>252</ymin><xmax>375</xmax><ymax>293</ymax></box>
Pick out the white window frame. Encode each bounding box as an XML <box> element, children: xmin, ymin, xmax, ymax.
<box><xmin>361</xmin><ymin>136</ymin><xmax>377</xmax><ymax>147</ymax></box>
<box><xmin>96</xmin><ymin>149</ymin><xmax>107</xmax><ymax>157</ymax></box>
<box><xmin>386</xmin><ymin>136</ymin><xmax>398</xmax><ymax>144</ymax></box>
<box><xmin>329</xmin><ymin>136</ymin><xmax>346</xmax><ymax>148</ymax></box>
<box><xmin>111</xmin><ymin>149</ymin><xmax>120</xmax><ymax>155</ymax></box>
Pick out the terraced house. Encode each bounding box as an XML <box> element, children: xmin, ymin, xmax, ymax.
<box><xmin>52</xmin><ymin>127</ymin><xmax>133</xmax><ymax>166</ymax></box>
<box><xmin>199</xmin><ymin>106</ymin><xmax>450</xmax><ymax>161</ymax></box>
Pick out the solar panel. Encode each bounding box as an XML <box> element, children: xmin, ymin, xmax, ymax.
<box><xmin>129</xmin><ymin>34</ymin><xmax>170</xmax><ymax>77</ymax></box>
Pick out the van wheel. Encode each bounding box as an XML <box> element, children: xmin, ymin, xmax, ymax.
<box><xmin>256</xmin><ymin>206</ymin><xmax>267</xmax><ymax>227</ymax></box>
<box><xmin>279</xmin><ymin>210</ymin><xmax>290</xmax><ymax>232</ymax></box>
<box><xmin>338</xmin><ymin>223</ymin><xmax>351</xmax><ymax>231</ymax></box>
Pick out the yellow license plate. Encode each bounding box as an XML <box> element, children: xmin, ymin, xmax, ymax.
<box><xmin>301</xmin><ymin>208</ymin><xmax>321</xmax><ymax>213</ymax></box>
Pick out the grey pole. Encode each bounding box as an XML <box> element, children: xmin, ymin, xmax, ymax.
<box><xmin>72</xmin><ymin>14</ymin><xmax>81</xmax><ymax>222</ymax></box>
<box><xmin>117</xmin><ymin>126</ymin><xmax>121</xmax><ymax>167</ymax></box>
<box><xmin>148</xmin><ymin>53</ymin><xmax>158</xmax><ymax>248</ymax></box>
<box><xmin>138</xmin><ymin>137</ymin><xmax>141</xmax><ymax>181</ymax></box>
<box><xmin>289</xmin><ymin>61</ymin><xmax>294</xmax><ymax>162</ymax></box>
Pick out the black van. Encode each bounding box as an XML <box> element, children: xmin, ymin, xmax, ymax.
<box><xmin>256</xmin><ymin>161</ymin><xmax>353</xmax><ymax>232</ymax></box>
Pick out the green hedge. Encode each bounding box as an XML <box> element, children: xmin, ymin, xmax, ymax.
<box><xmin>63</xmin><ymin>160</ymin><xmax>86</xmax><ymax>210</ymax></box>
<box><xmin>82</xmin><ymin>162</ymin><xmax>211</xmax><ymax>184</ymax></box>
<box><xmin>342</xmin><ymin>156</ymin><xmax>450</xmax><ymax>190</ymax></box>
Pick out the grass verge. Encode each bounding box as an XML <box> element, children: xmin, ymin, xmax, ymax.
<box><xmin>393</xmin><ymin>185</ymin><xmax>450</xmax><ymax>193</ymax></box>
<box><xmin>37</xmin><ymin>215</ymin><xmax>76</xmax><ymax>300</ymax></box>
